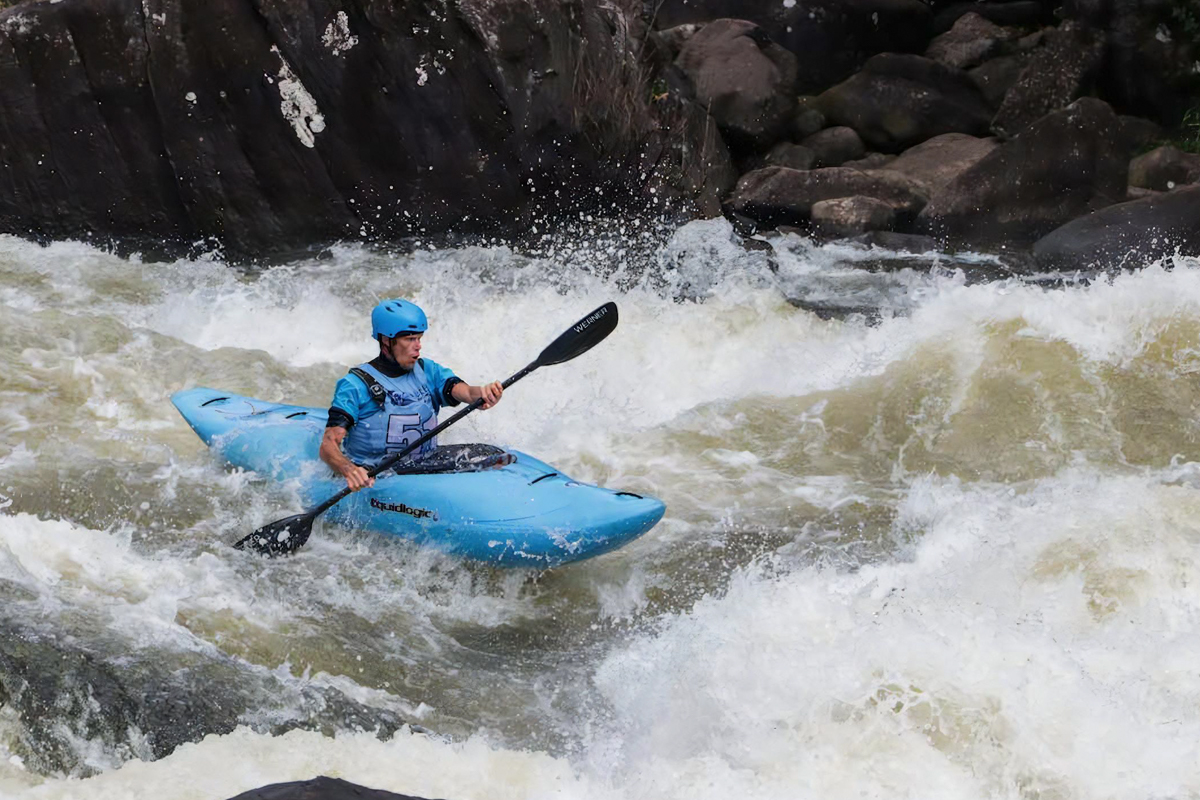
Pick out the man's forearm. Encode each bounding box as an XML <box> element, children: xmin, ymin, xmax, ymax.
<box><xmin>452</xmin><ymin>381</ymin><xmax>502</xmax><ymax>407</ymax></box>
<box><xmin>320</xmin><ymin>428</ymin><xmax>355</xmax><ymax>475</ymax></box>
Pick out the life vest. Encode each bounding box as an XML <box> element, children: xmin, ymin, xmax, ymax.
<box><xmin>342</xmin><ymin>360</ymin><xmax>439</xmax><ymax>468</ymax></box>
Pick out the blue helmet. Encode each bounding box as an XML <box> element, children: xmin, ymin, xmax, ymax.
<box><xmin>370</xmin><ymin>299</ymin><xmax>427</xmax><ymax>340</ymax></box>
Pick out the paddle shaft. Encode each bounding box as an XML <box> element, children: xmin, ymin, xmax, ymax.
<box><xmin>308</xmin><ymin>362</ymin><xmax>538</xmax><ymax>517</ymax></box>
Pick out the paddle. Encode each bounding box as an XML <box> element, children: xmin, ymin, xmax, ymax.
<box><xmin>234</xmin><ymin>301</ymin><xmax>619</xmax><ymax>556</ymax></box>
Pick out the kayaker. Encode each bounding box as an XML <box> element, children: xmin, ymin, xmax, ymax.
<box><xmin>319</xmin><ymin>299</ymin><xmax>503</xmax><ymax>491</ymax></box>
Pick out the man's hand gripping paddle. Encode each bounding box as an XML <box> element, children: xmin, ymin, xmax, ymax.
<box><xmin>234</xmin><ymin>302</ymin><xmax>619</xmax><ymax>556</ymax></box>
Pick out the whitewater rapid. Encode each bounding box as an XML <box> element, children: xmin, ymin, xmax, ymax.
<box><xmin>1</xmin><ymin>221</ymin><xmax>1199</xmax><ymax>799</ymax></box>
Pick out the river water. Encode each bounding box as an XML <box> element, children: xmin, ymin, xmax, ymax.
<box><xmin>1</xmin><ymin>220</ymin><xmax>1198</xmax><ymax>799</ymax></box>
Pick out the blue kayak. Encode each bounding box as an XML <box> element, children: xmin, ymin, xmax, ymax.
<box><xmin>172</xmin><ymin>388</ymin><xmax>665</xmax><ymax>567</ymax></box>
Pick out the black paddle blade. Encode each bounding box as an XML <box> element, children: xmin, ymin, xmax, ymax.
<box><xmin>233</xmin><ymin>512</ymin><xmax>315</xmax><ymax>557</ymax></box>
<box><xmin>535</xmin><ymin>302</ymin><xmax>618</xmax><ymax>367</ymax></box>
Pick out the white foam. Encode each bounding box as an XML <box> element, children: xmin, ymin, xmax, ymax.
<box><xmin>5</xmin><ymin>231</ymin><xmax>1200</xmax><ymax>799</ymax></box>
<box><xmin>589</xmin><ymin>467</ymin><xmax>1200</xmax><ymax>799</ymax></box>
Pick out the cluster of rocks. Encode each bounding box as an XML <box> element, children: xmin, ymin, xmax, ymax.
<box><xmin>0</xmin><ymin>0</ymin><xmax>1195</xmax><ymax>267</ymax></box>
<box><xmin>649</xmin><ymin>0</ymin><xmax>1200</xmax><ymax>270</ymax></box>
<box><xmin>648</xmin><ymin>0</ymin><xmax>1200</xmax><ymax>268</ymax></box>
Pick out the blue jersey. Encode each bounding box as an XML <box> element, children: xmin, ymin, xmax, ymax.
<box><xmin>329</xmin><ymin>357</ymin><xmax>460</xmax><ymax>468</ymax></box>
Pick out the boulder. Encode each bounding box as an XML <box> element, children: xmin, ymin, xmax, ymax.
<box><xmin>924</xmin><ymin>12</ymin><xmax>1016</xmax><ymax>70</ymax></box>
<box><xmin>725</xmin><ymin>165</ymin><xmax>928</xmax><ymax>228</ymax></box>
<box><xmin>792</xmin><ymin>96</ymin><xmax>827</xmax><ymax>140</ymax></box>
<box><xmin>818</xmin><ymin>54</ymin><xmax>993</xmax><ymax>152</ymax></box>
<box><xmin>919</xmin><ymin>98</ymin><xmax>1130</xmax><ymax>245</ymax></box>
<box><xmin>970</xmin><ymin>52</ymin><xmax>1034</xmax><ymax>109</ymax></box>
<box><xmin>0</xmin><ymin>0</ymin><xmax>706</xmax><ymax>258</ymax></box>
<box><xmin>1128</xmin><ymin>145</ymin><xmax>1200</xmax><ymax>192</ymax></box>
<box><xmin>881</xmin><ymin>133</ymin><xmax>999</xmax><ymax>195</ymax></box>
<box><xmin>964</xmin><ymin>50</ymin><xmax>1032</xmax><ymax>108</ymax></box>
<box><xmin>991</xmin><ymin>21</ymin><xmax>1106</xmax><ymax>137</ymax></box>
<box><xmin>651</xmin><ymin>0</ymin><xmax>933</xmax><ymax>94</ymax></box>
<box><xmin>800</xmin><ymin>126</ymin><xmax>866</xmax><ymax>168</ymax></box>
<box><xmin>811</xmin><ymin>195</ymin><xmax>896</xmax><ymax>235</ymax></box>
<box><xmin>1032</xmin><ymin>186</ymin><xmax>1200</xmax><ymax>270</ymax></box>
<box><xmin>764</xmin><ymin>142</ymin><xmax>817</xmax><ymax>171</ymax></box>
<box><xmin>675</xmin><ymin>18</ymin><xmax>798</xmax><ymax>152</ymax></box>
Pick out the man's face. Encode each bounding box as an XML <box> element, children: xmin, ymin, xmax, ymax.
<box><xmin>386</xmin><ymin>333</ymin><xmax>422</xmax><ymax>368</ymax></box>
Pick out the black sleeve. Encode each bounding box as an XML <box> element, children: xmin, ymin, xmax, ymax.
<box><xmin>442</xmin><ymin>377</ymin><xmax>465</xmax><ymax>407</ymax></box>
<box><xmin>326</xmin><ymin>407</ymin><xmax>355</xmax><ymax>429</ymax></box>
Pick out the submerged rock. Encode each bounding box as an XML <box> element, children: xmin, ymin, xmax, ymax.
<box><xmin>0</xmin><ymin>611</ymin><xmax>409</xmax><ymax>777</ymax></box>
<box><xmin>1032</xmin><ymin>185</ymin><xmax>1200</xmax><ymax>271</ymax></box>
<box><xmin>226</xmin><ymin>777</ymin><xmax>437</xmax><ymax>800</ymax></box>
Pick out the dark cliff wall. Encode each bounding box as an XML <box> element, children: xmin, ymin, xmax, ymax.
<box><xmin>0</xmin><ymin>0</ymin><xmax>714</xmax><ymax>257</ymax></box>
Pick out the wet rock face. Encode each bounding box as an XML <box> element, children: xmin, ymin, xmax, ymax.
<box><xmin>0</xmin><ymin>625</ymin><xmax>240</xmax><ymax>776</ymax></box>
<box><xmin>0</xmin><ymin>0</ymin><xmax>706</xmax><ymax>258</ymax></box>
<box><xmin>0</xmin><ymin>612</ymin><xmax>408</xmax><ymax>777</ymax></box>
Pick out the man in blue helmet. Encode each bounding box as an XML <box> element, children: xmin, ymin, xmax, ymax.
<box><xmin>319</xmin><ymin>299</ymin><xmax>503</xmax><ymax>491</ymax></box>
